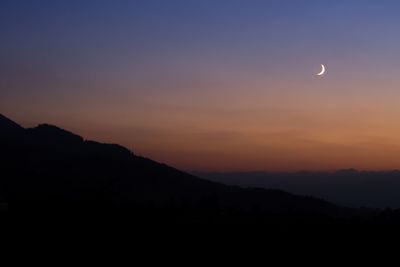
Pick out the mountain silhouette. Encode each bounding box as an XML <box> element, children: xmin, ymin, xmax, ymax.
<box><xmin>2</xmin><ymin>113</ymin><xmax>399</xmax><ymax>224</ymax></box>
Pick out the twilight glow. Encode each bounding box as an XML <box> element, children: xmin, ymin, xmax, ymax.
<box><xmin>1</xmin><ymin>0</ymin><xmax>400</xmax><ymax>171</ymax></box>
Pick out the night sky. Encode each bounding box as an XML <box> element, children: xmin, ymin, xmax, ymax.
<box><xmin>1</xmin><ymin>0</ymin><xmax>400</xmax><ymax>171</ymax></box>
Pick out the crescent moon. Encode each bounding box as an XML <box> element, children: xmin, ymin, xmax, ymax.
<box><xmin>317</xmin><ymin>64</ymin><xmax>326</xmax><ymax>76</ymax></box>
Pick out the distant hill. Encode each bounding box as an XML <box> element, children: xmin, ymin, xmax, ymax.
<box><xmin>192</xmin><ymin>170</ymin><xmax>400</xmax><ymax>208</ymax></box>
<box><xmin>2</xmin><ymin>113</ymin><xmax>399</xmax><ymax>224</ymax></box>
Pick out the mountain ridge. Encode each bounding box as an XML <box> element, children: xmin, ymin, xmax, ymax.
<box><xmin>3</xmin><ymin>113</ymin><xmax>395</xmax><ymax>224</ymax></box>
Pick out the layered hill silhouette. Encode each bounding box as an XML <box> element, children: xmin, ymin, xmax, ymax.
<box><xmin>193</xmin><ymin>170</ymin><xmax>400</xmax><ymax>208</ymax></box>
<box><xmin>2</xmin><ymin>113</ymin><xmax>399</xmax><ymax>224</ymax></box>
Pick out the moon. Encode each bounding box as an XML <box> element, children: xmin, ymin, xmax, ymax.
<box><xmin>317</xmin><ymin>64</ymin><xmax>326</xmax><ymax>76</ymax></box>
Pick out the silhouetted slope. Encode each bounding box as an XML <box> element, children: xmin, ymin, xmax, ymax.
<box><xmin>0</xmin><ymin>113</ymin><xmax>377</xmax><ymax>223</ymax></box>
<box><xmin>0</xmin><ymin>114</ymin><xmax>25</xmax><ymax>202</ymax></box>
<box><xmin>0</xmin><ymin>114</ymin><xmax>23</xmax><ymax>130</ymax></box>
<box><xmin>0</xmin><ymin>114</ymin><xmax>24</xmax><ymax>139</ymax></box>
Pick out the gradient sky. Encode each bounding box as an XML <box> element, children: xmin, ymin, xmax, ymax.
<box><xmin>1</xmin><ymin>0</ymin><xmax>400</xmax><ymax>171</ymax></box>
